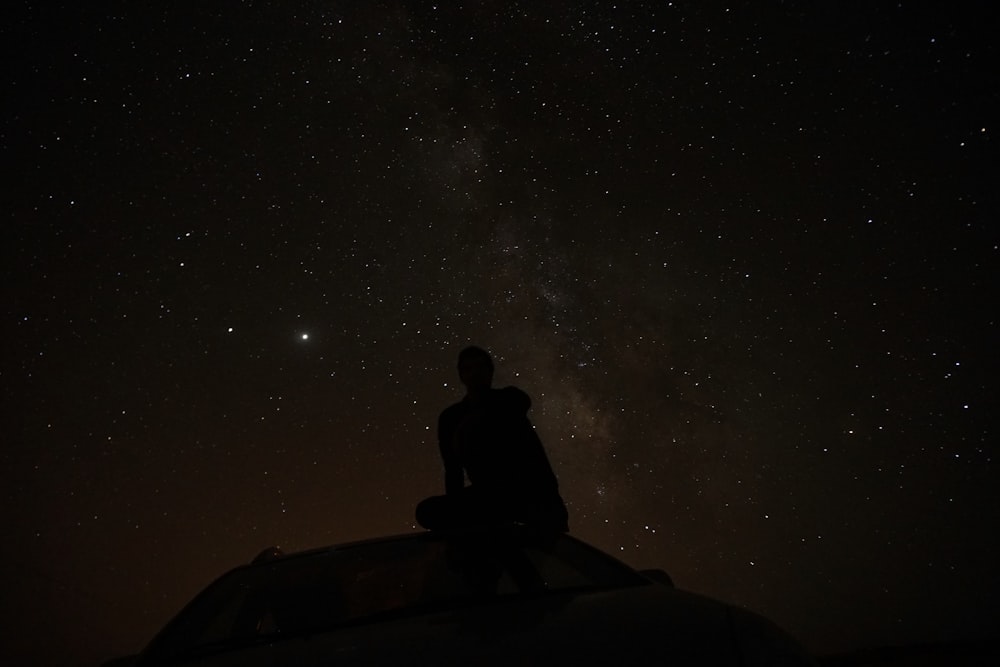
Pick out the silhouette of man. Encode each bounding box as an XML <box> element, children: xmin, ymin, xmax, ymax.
<box><xmin>416</xmin><ymin>346</ymin><xmax>569</xmax><ymax>533</ymax></box>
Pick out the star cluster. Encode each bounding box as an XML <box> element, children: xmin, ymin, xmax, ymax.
<box><xmin>3</xmin><ymin>2</ymin><xmax>998</xmax><ymax>663</ymax></box>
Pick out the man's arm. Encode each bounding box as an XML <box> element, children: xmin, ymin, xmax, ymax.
<box><xmin>438</xmin><ymin>408</ymin><xmax>465</xmax><ymax>495</ymax></box>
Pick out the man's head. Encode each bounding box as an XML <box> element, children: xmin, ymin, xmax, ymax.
<box><xmin>457</xmin><ymin>346</ymin><xmax>494</xmax><ymax>392</ymax></box>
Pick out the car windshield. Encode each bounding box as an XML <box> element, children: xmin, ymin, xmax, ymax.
<box><xmin>142</xmin><ymin>531</ymin><xmax>646</xmax><ymax>662</ymax></box>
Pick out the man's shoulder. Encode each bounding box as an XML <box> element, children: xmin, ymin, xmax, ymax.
<box><xmin>439</xmin><ymin>400</ymin><xmax>468</xmax><ymax>421</ymax></box>
<box><xmin>495</xmin><ymin>386</ymin><xmax>531</xmax><ymax>410</ymax></box>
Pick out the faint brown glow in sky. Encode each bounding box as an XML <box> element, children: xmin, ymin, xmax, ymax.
<box><xmin>3</xmin><ymin>2</ymin><xmax>998</xmax><ymax>664</ymax></box>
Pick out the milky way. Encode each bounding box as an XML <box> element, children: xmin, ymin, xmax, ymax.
<box><xmin>3</xmin><ymin>3</ymin><xmax>998</xmax><ymax>663</ymax></box>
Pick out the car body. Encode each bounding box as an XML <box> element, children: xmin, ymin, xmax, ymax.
<box><xmin>127</xmin><ymin>528</ymin><xmax>816</xmax><ymax>666</ymax></box>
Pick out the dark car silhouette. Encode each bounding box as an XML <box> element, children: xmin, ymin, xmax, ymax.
<box><xmin>123</xmin><ymin>528</ymin><xmax>816</xmax><ymax>666</ymax></box>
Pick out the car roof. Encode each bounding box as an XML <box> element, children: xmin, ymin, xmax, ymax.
<box><xmin>241</xmin><ymin>528</ymin><xmax>642</xmax><ymax>575</ymax></box>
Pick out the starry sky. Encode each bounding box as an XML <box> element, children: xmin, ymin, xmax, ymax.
<box><xmin>3</xmin><ymin>2</ymin><xmax>998</xmax><ymax>664</ymax></box>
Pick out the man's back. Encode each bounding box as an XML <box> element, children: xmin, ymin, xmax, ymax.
<box><xmin>440</xmin><ymin>386</ymin><xmax>559</xmax><ymax>502</ymax></box>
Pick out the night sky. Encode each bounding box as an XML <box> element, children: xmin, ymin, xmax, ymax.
<box><xmin>3</xmin><ymin>2</ymin><xmax>998</xmax><ymax>664</ymax></box>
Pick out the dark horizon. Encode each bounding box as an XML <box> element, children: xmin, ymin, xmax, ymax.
<box><xmin>3</xmin><ymin>2</ymin><xmax>998</xmax><ymax>664</ymax></box>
